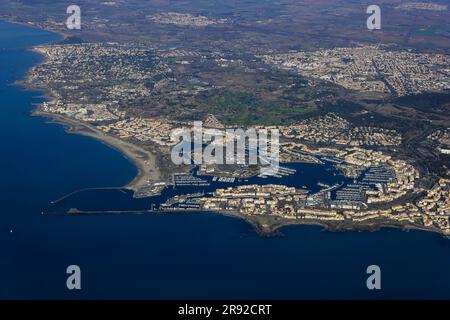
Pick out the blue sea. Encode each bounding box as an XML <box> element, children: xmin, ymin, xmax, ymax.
<box><xmin>1</xmin><ymin>20</ymin><xmax>450</xmax><ymax>300</ymax></box>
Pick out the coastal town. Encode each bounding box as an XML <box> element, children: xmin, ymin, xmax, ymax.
<box><xmin>30</xmin><ymin>43</ymin><xmax>175</xmax><ymax>120</ymax></box>
<box><xmin>2</xmin><ymin>0</ymin><xmax>450</xmax><ymax>301</ymax></box>
<box><xmin>161</xmin><ymin>142</ymin><xmax>450</xmax><ymax>234</ymax></box>
<box><xmin>147</xmin><ymin>12</ymin><xmax>227</xmax><ymax>27</ymax></box>
<box><xmin>25</xmin><ymin>41</ymin><xmax>450</xmax><ymax>236</ymax></box>
<box><xmin>262</xmin><ymin>45</ymin><xmax>450</xmax><ymax>96</ymax></box>
<box><xmin>162</xmin><ymin>174</ymin><xmax>450</xmax><ymax>234</ymax></box>
<box><xmin>281</xmin><ymin>113</ymin><xmax>402</xmax><ymax>147</ymax></box>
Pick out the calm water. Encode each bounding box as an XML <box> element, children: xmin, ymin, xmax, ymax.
<box><xmin>2</xmin><ymin>21</ymin><xmax>450</xmax><ymax>300</ymax></box>
<box><xmin>47</xmin><ymin>162</ymin><xmax>350</xmax><ymax>213</ymax></box>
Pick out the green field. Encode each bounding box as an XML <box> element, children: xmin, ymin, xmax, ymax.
<box><xmin>204</xmin><ymin>91</ymin><xmax>313</xmax><ymax>126</ymax></box>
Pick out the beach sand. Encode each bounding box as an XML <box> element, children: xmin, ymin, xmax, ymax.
<box><xmin>32</xmin><ymin>110</ymin><xmax>163</xmax><ymax>192</ymax></box>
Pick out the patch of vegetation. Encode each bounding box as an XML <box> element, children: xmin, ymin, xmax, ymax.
<box><xmin>203</xmin><ymin>91</ymin><xmax>314</xmax><ymax>126</ymax></box>
<box><xmin>393</xmin><ymin>92</ymin><xmax>450</xmax><ymax>112</ymax></box>
<box><xmin>319</xmin><ymin>99</ymin><xmax>365</xmax><ymax>115</ymax></box>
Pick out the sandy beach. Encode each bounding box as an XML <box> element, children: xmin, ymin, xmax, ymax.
<box><xmin>20</xmin><ymin>42</ymin><xmax>164</xmax><ymax>195</ymax></box>
<box><xmin>32</xmin><ymin>110</ymin><xmax>162</xmax><ymax>192</ymax></box>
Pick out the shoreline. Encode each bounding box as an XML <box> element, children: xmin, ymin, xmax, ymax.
<box><xmin>208</xmin><ymin>210</ymin><xmax>450</xmax><ymax>237</ymax></box>
<box><xmin>8</xmin><ymin>25</ymin><xmax>164</xmax><ymax>194</ymax></box>
<box><xmin>32</xmin><ymin>109</ymin><xmax>162</xmax><ymax>191</ymax></box>
<box><xmin>23</xmin><ymin>80</ymin><xmax>448</xmax><ymax>238</ymax></box>
<box><xmin>10</xmin><ymin>19</ymin><xmax>449</xmax><ymax>239</ymax></box>
<box><xmin>51</xmin><ymin>206</ymin><xmax>450</xmax><ymax>238</ymax></box>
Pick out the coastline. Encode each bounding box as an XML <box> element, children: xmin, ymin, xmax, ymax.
<box><xmin>201</xmin><ymin>210</ymin><xmax>450</xmax><ymax>237</ymax></box>
<box><xmin>27</xmin><ymin>93</ymin><xmax>449</xmax><ymax>238</ymax></box>
<box><xmin>8</xmin><ymin>26</ymin><xmax>163</xmax><ymax>193</ymax></box>
<box><xmin>55</xmin><ymin>205</ymin><xmax>450</xmax><ymax>238</ymax></box>
<box><xmin>31</xmin><ymin>103</ymin><xmax>450</xmax><ymax>238</ymax></box>
<box><xmin>0</xmin><ymin>18</ymin><xmax>69</xmax><ymax>43</ymax></box>
<box><xmin>32</xmin><ymin>109</ymin><xmax>162</xmax><ymax>191</ymax></box>
<box><xmin>11</xmin><ymin>20</ymin><xmax>449</xmax><ymax>240</ymax></box>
